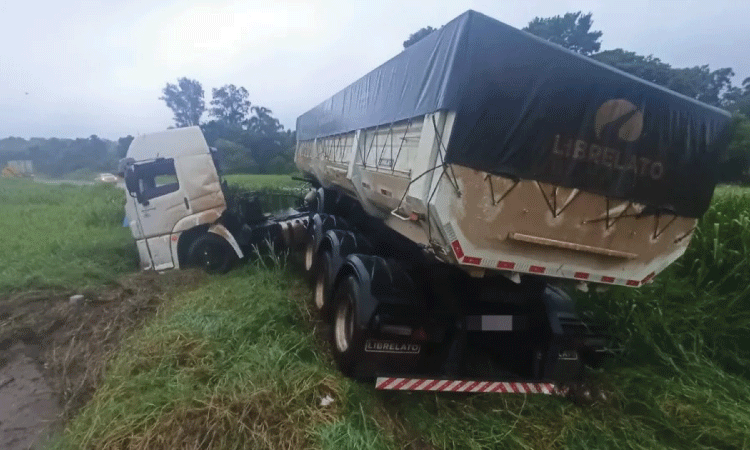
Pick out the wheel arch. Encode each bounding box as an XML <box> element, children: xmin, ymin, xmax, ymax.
<box><xmin>176</xmin><ymin>224</ymin><xmax>210</xmax><ymax>268</ymax></box>
<box><xmin>207</xmin><ymin>223</ymin><xmax>244</xmax><ymax>259</ymax></box>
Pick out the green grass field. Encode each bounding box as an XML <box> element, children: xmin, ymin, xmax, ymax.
<box><xmin>0</xmin><ymin>179</ymin><xmax>136</xmax><ymax>292</ymax></box>
<box><xmin>224</xmin><ymin>173</ymin><xmax>305</xmax><ymax>191</ymax></box>
<box><xmin>3</xmin><ymin>177</ymin><xmax>750</xmax><ymax>449</ymax></box>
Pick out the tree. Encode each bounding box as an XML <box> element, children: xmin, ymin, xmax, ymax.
<box><xmin>591</xmin><ymin>49</ymin><xmax>673</xmax><ymax>85</ymax></box>
<box><xmin>247</xmin><ymin>106</ymin><xmax>282</xmax><ymax>136</ymax></box>
<box><xmin>592</xmin><ymin>50</ymin><xmax>735</xmax><ymax>107</ymax></box>
<box><xmin>725</xmin><ymin>77</ymin><xmax>750</xmax><ymax>116</ymax></box>
<box><xmin>403</xmin><ymin>26</ymin><xmax>436</xmax><ymax>49</ymax></box>
<box><xmin>160</xmin><ymin>78</ymin><xmax>205</xmax><ymax>127</ymax></box>
<box><xmin>718</xmin><ymin>114</ymin><xmax>750</xmax><ymax>182</ymax></box>
<box><xmin>213</xmin><ymin>139</ymin><xmax>258</xmax><ymax>174</ymax></box>
<box><xmin>200</xmin><ymin>120</ymin><xmax>244</xmax><ymax>147</ymax></box>
<box><xmin>116</xmin><ymin>135</ymin><xmax>134</xmax><ymax>158</ymax></box>
<box><xmin>210</xmin><ymin>84</ymin><xmax>251</xmax><ymax>127</ymax></box>
<box><xmin>523</xmin><ymin>11</ymin><xmax>602</xmax><ymax>55</ymax></box>
<box><xmin>525</xmin><ymin>12</ymin><xmax>738</xmax><ymax>107</ymax></box>
<box><xmin>240</xmin><ymin>106</ymin><xmax>283</xmax><ymax>173</ymax></box>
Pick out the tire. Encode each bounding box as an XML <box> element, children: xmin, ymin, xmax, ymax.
<box><xmin>187</xmin><ymin>233</ymin><xmax>236</xmax><ymax>274</ymax></box>
<box><xmin>304</xmin><ymin>239</ymin><xmax>317</xmax><ymax>274</ymax></box>
<box><xmin>314</xmin><ymin>251</ymin><xmax>333</xmax><ymax>317</ymax></box>
<box><xmin>331</xmin><ymin>275</ymin><xmax>365</xmax><ymax>377</ymax></box>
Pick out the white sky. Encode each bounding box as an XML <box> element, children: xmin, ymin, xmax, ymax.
<box><xmin>1</xmin><ymin>0</ymin><xmax>747</xmax><ymax>139</ymax></box>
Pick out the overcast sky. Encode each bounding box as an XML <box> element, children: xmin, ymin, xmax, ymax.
<box><xmin>1</xmin><ymin>0</ymin><xmax>747</xmax><ymax>140</ymax></box>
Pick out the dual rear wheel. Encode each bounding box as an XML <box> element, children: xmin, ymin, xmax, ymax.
<box><xmin>310</xmin><ymin>247</ymin><xmax>362</xmax><ymax>377</ymax></box>
<box><xmin>331</xmin><ymin>275</ymin><xmax>363</xmax><ymax>376</ymax></box>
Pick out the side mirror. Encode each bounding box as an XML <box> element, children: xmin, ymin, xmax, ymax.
<box><xmin>124</xmin><ymin>166</ymin><xmax>148</xmax><ymax>205</ymax></box>
<box><xmin>124</xmin><ymin>167</ymin><xmax>139</xmax><ymax>197</ymax></box>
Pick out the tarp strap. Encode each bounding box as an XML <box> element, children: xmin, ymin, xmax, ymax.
<box><xmin>431</xmin><ymin>115</ymin><xmax>461</xmax><ymax>196</ymax></box>
<box><xmin>390</xmin><ymin>119</ymin><xmax>412</xmax><ymax>174</ymax></box>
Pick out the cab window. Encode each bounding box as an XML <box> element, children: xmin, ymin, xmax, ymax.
<box><xmin>136</xmin><ymin>158</ymin><xmax>179</xmax><ymax>200</ymax></box>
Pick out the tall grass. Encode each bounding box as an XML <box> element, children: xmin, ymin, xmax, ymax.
<box><xmin>0</xmin><ymin>179</ymin><xmax>137</xmax><ymax>292</ymax></box>
<box><xmin>53</xmin><ymin>266</ymin><xmax>354</xmax><ymax>450</ymax></box>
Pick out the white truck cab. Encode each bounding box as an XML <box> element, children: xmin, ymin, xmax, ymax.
<box><xmin>122</xmin><ymin>127</ymin><xmax>243</xmax><ymax>272</ymax></box>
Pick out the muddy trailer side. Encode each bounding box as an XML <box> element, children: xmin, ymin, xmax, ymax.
<box><xmin>285</xmin><ymin>10</ymin><xmax>732</xmax><ymax>394</ymax></box>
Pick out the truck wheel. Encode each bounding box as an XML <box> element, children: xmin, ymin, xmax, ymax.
<box><xmin>314</xmin><ymin>251</ymin><xmax>333</xmax><ymax>317</ymax></box>
<box><xmin>188</xmin><ymin>233</ymin><xmax>235</xmax><ymax>274</ymax></box>
<box><xmin>304</xmin><ymin>239</ymin><xmax>317</xmax><ymax>273</ymax></box>
<box><xmin>331</xmin><ymin>275</ymin><xmax>365</xmax><ymax>377</ymax></box>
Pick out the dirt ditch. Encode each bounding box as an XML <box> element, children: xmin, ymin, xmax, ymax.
<box><xmin>0</xmin><ymin>270</ymin><xmax>203</xmax><ymax>450</ymax></box>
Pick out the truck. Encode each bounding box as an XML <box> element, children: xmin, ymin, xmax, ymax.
<box><xmin>122</xmin><ymin>10</ymin><xmax>733</xmax><ymax>396</ymax></box>
<box><xmin>121</xmin><ymin>126</ymin><xmax>307</xmax><ymax>273</ymax></box>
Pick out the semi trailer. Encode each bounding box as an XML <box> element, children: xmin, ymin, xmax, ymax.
<box><xmin>293</xmin><ymin>10</ymin><xmax>732</xmax><ymax>394</ymax></box>
<box><xmin>122</xmin><ymin>10</ymin><xmax>733</xmax><ymax>396</ymax></box>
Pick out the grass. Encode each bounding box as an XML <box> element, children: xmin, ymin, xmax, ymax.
<box><xmin>0</xmin><ymin>178</ymin><xmax>136</xmax><ymax>292</ymax></box>
<box><xmin>0</xmin><ymin>175</ymin><xmax>299</xmax><ymax>292</ymax></box>
<box><xmin>5</xmin><ymin>177</ymin><xmax>750</xmax><ymax>448</ymax></box>
<box><xmin>224</xmin><ymin>173</ymin><xmax>305</xmax><ymax>191</ymax></box>
<box><xmin>52</xmin><ymin>266</ymin><xmax>350</xmax><ymax>450</ymax></box>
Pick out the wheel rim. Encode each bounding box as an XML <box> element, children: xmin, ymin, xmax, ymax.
<box><xmin>334</xmin><ymin>294</ymin><xmax>353</xmax><ymax>353</ymax></box>
<box><xmin>305</xmin><ymin>242</ymin><xmax>314</xmax><ymax>271</ymax></box>
<box><xmin>314</xmin><ymin>262</ymin><xmax>326</xmax><ymax>310</ymax></box>
<box><xmin>200</xmin><ymin>243</ymin><xmax>223</xmax><ymax>271</ymax></box>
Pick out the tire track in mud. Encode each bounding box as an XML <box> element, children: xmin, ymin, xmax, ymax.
<box><xmin>0</xmin><ymin>270</ymin><xmax>204</xmax><ymax>450</ymax></box>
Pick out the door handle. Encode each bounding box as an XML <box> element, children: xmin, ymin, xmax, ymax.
<box><xmin>184</xmin><ymin>197</ymin><xmax>190</xmax><ymax>210</ymax></box>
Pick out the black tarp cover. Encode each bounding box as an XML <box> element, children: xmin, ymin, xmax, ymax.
<box><xmin>296</xmin><ymin>10</ymin><xmax>732</xmax><ymax>217</ymax></box>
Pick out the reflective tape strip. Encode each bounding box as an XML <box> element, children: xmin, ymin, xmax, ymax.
<box><xmin>375</xmin><ymin>378</ymin><xmax>565</xmax><ymax>395</ymax></box>
<box><xmin>471</xmin><ymin>381</ymin><xmax>489</xmax><ymax>392</ymax></box>
<box><xmin>443</xmin><ymin>380</ymin><xmax>462</xmax><ymax>391</ymax></box>
<box><xmin>494</xmin><ymin>383</ymin><xmax>508</xmax><ymax>393</ymax></box>
<box><xmin>401</xmin><ymin>378</ymin><xmax>421</xmax><ymax>390</ymax></box>
<box><xmin>451</xmin><ymin>240</ymin><xmax>464</xmax><ymax>259</ymax></box>
<box><xmin>463</xmin><ymin>256</ymin><xmax>482</xmax><ymax>265</ymax></box>
<box><xmin>483</xmin><ymin>382</ymin><xmax>499</xmax><ymax>392</ymax></box>
<box><xmin>430</xmin><ymin>380</ymin><xmax>450</xmax><ymax>391</ymax></box>
<box><xmin>376</xmin><ymin>378</ymin><xmax>395</xmax><ymax>389</ymax></box>
<box><xmin>392</xmin><ymin>378</ymin><xmax>410</xmax><ymax>390</ymax></box>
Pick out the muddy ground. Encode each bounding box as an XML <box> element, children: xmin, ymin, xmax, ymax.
<box><xmin>0</xmin><ymin>270</ymin><xmax>203</xmax><ymax>450</ymax></box>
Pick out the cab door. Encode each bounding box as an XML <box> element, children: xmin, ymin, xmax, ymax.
<box><xmin>128</xmin><ymin>158</ymin><xmax>188</xmax><ymax>270</ymax></box>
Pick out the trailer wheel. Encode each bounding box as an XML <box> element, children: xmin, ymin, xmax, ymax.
<box><xmin>188</xmin><ymin>233</ymin><xmax>235</xmax><ymax>274</ymax></box>
<box><xmin>331</xmin><ymin>275</ymin><xmax>365</xmax><ymax>377</ymax></box>
<box><xmin>304</xmin><ymin>239</ymin><xmax>317</xmax><ymax>273</ymax></box>
<box><xmin>314</xmin><ymin>251</ymin><xmax>333</xmax><ymax>316</ymax></box>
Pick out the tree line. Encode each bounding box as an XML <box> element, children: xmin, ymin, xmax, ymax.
<box><xmin>0</xmin><ymin>135</ymin><xmax>127</xmax><ymax>178</ymax></box>
<box><xmin>0</xmin><ymin>81</ymin><xmax>295</xmax><ymax>178</ymax></box>
<box><xmin>159</xmin><ymin>79</ymin><xmax>296</xmax><ymax>174</ymax></box>
<box><xmin>405</xmin><ymin>12</ymin><xmax>750</xmax><ymax>182</ymax></box>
